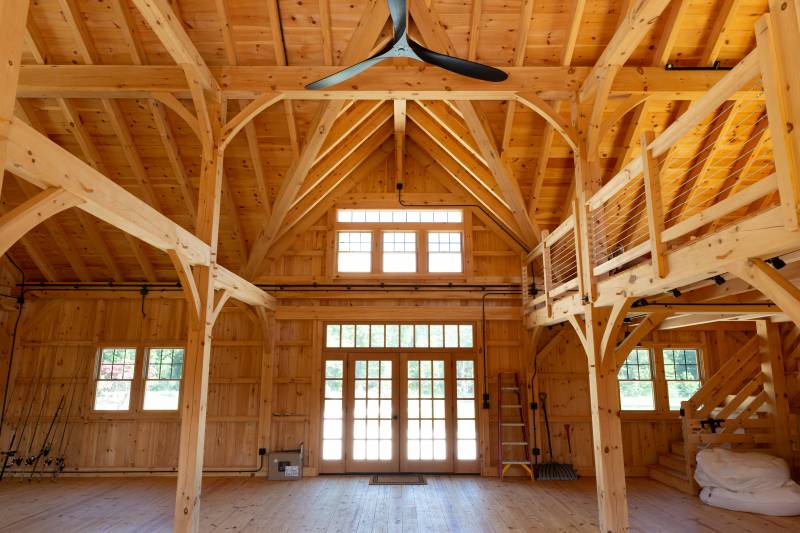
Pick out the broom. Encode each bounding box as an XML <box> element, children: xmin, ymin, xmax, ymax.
<box><xmin>535</xmin><ymin>392</ymin><xmax>578</xmax><ymax>480</ymax></box>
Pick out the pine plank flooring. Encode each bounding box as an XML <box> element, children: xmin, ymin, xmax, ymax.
<box><xmin>0</xmin><ymin>475</ymin><xmax>799</xmax><ymax>532</ymax></box>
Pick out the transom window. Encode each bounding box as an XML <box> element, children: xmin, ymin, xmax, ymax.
<box><xmin>325</xmin><ymin>323</ymin><xmax>474</xmax><ymax>349</ymax></box>
<box><xmin>618</xmin><ymin>348</ymin><xmax>655</xmax><ymax>410</ymax></box>
<box><xmin>94</xmin><ymin>348</ymin><xmax>137</xmax><ymax>411</ymax></box>
<box><xmin>143</xmin><ymin>348</ymin><xmax>185</xmax><ymax>410</ymax></box>
<box><xmin>663</xmin><ymin>348</ymin><xmax>702</xmax><ymax>410</ymax></box>
<box><xmin>338</xmin><ymin>209</ymin><xmax>462</xmax><ymax>224</ymax></box>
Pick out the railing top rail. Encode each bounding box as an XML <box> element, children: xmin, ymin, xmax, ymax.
<box><xmin>545</xmin><ymin>215</ymin><xmax>576</xmax><ymax>246</ymax></box>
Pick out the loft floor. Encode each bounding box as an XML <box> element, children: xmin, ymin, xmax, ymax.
<box><xmin>0</xmin><ymin>476</ymin><xmax>798</xmax><ymax>532</ymax></box>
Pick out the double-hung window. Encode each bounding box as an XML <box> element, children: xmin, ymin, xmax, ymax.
<box><xmin>143</xmin><ymin>348</ymin><xmax>185</xmax><ymax>410</ymax></box>
<box><xmin>94</xmin><ymin>347</ymin><xmax>137</xmax><ymax>411</ymax></box>
<box><xmin>93</xmin><ymin>346</ymin><xmax>187</xmax><ymax>412</ymax></box>
<box><xmin>383</xmin><ymin>232</ymin><xmax>416</xmax><ymax>272</ymax></box>
<box><xmin>663</xmin><ymin>348</ymin><xmax>702</xmax><ymax>410</ymax></box>
<box><xmin>337</xmin><ymin>232</ymin><xmax>372</xmax><ymax>272</ymax></box>
<box><xmin>618</xmin><ymin>346</ymin><xmax>704</xmax><ymax>412</ymax></box>
<box><xmin>617</xmin><ymin>348</ymin><xmax>655</xmax><ymax>410</ymax></box>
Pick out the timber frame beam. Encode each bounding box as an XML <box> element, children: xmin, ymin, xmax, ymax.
<box><xmin>16</xmin><ymin>65</ymin><xmax>760</xmax><ymax>101</ymax></box>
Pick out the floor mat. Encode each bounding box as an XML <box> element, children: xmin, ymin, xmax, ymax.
<box><xmin>369</xmin><ymin>473</ymin><xmax>427</xmax><ymax>485</ymax></box>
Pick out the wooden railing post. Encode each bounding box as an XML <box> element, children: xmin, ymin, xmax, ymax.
<box><xmin>541</xmin><ymin>229</ymin><xmax>553</xmax><ymax>318</ymax></box>
<box><xmin>641</xmin><ymin>130</ymin><xmax>668</xmax><ymax>277</ymax></box>
<box><xmin>521</xmin><ymin>255</ymin><xmax>530</xmax><ymax>308</ymax></box>
<box><xmin>573</xmin><ymin>153</ymin><xmax>599</xmax><ymax>302</ymax></box>
<box><xmin>756</xmin><ymin>6</ymin><xmax>800</xmax><ymax>229</ymax></box>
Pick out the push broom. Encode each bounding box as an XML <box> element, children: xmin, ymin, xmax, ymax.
<box><xmin>535</xmin><ymin>392</ymin><xmax>579</xmax><ymax>481</ymax></box>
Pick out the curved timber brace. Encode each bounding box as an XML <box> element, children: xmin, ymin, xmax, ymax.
<box><xmin>0</xmin><ymin>188</ymin><xmax>82</xmax><ymax>257</ymax></box>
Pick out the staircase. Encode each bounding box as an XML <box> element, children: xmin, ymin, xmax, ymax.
<box><xmin>647</xmin><ymin>333</ymin><xmax>785</xmax><ymax>494</ymax></box>
<box><xmin>647</xmin><ymin>439</ymin><xmax>695</xmax><ymax>494</ymax></box>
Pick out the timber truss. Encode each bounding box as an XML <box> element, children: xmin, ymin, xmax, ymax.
<box><xmin>2</xmin><ymin>1</ymin><xmax>800</xmax><ymax>533</ymax></box>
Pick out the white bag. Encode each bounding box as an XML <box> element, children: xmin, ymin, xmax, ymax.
<box><xmin>695</xmin><ymin>448</ymin><xmax>789</xmax><ymax>492</ymax></box>
<box><xmin>700</xmin><ymin>481</ymin><xmax>800</xmax><ymax>517</ymax></box>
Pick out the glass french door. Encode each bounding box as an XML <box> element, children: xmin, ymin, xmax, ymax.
<box><xmin>321</xmin><ymin>353</ymin><xmax>479</xmax><ymax>474</ymax></box>
<box><xmin>401</xmin><ymin>356</ymin><xmax>453</xmax><ymax>472</ymax></box>
<box><xmin>345</xmin><ymin>356</ymin><xmax>399</xmax><ymax>472</ymax></box>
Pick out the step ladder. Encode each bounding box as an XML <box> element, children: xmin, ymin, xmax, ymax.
<box><xmin>497</xmin><ymin>372</ymin><xmax>533</xmax><ymax>479</ymax></box>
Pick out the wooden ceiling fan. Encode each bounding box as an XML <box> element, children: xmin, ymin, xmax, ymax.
<box><xmin>305</xmin><ymin>0</ymin><xmax>509</xmax><ymax>89</ymax></box>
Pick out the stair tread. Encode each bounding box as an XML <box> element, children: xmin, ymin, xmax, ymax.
<box><xmin>501</xmin><ymin>423</ymin><xmax>525</xmax><ymax>426</ymax></box>
<box><xmin>500</xmin><ymin>387</ymin><xmax>519</xmax><ymax>390</ymax></box>
<box><xmin>501</xmin><ymin>441</ymin><xmax>528</xmax><ymax>445</ymax></box>
<box><xmin>502</xmin><ymin>460</ymin><xmax>531</xmax><ymax>465</ymax></box>
<box><xmin>647</xmin><ymin>463</ymin><xmax>689</xmax><ymax>480</ymax></box>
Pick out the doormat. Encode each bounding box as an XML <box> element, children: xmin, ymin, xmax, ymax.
<box><xmin>369</xmin><ymin>473</ymin><xmax>426</xmax><ymax>485</ymax></box>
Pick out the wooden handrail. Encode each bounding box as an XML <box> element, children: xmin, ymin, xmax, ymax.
<box><xmin>684</xmin><ymin>336</ymin><xmax>759</xmax><ymax>413</ymax></box>
<box><xmin>545</xmin><ymin>215</ymin><xmax>575</xmax><ymax>246</ymax></box>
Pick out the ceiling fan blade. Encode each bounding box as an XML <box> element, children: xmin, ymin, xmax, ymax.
<box><xmin>408</xmin><ymin>40</ymin><xmax>508</xmax><ymax>82</ymax></box>
<box><xmin>387</xmin><ymin>0</ymin><xmax>407</xmax><ymax>38</ymax></box>
<box><xmin>305</xmin><ymin>54</ymin><xmax>389</xmax><ymax>90</ymax></box>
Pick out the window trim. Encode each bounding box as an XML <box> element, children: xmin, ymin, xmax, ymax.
<box><xmin>141</xmin><ymin>346</ymin><xmax>186</xmax><ymax>412</ymax></box>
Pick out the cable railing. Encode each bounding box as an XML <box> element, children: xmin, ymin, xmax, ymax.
<box><xmin>585</xmin><ymin>50</ymin><xmax>780</xmax><ymax>279</ymax></box>
<box><xmin>522</xmin><ymin>42</ymin><xmax>798</xmax><ymax>317</ymax></box>
<box><xmin>523</xmin><ymin>215</ymin><xmax>577</xmax><ymax>317</ymax></box>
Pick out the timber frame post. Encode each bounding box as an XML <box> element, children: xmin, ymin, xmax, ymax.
<box><xmin>172</xmin><ymin>76</ymin><xmax>226</xmax><ymax>531</ymax></box>
<box><xmin>756</xmin><ymin>1</ymin><xmax>800</xmax><ymax>229</ymax></box>
<box><xmin>569</xmin><ymin>306</ymin><xmax>630</xmax><ymax>533</ymax></box>
<box><xmin>571</xmin><ymin>139</ymin><xmax>630</xmax><ymax>533</ymax></box>
<box><xmin>0</xmin><ymin>0</ymin><xmax>30</xmax><ymax>198</ymax></box>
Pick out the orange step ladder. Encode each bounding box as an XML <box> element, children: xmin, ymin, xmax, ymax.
<box><xmin>497</xmin><ymin>372</ymin><xmax>533</xmax><ymax>479</ymax></box>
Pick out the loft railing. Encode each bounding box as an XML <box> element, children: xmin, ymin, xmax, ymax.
<box><xmin>522</xmin><ymin>23</ymin><xmax>799</xmax><ymax>317</ymax></box>
<box><xmin>524</xmin><ymin>214</ymin><xmax>577</xmax><ymax>317</ymax></box>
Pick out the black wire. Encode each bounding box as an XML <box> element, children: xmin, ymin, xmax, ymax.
<box><xmin>397</xmin><ymin>186</ymin><xmax>531</xmax><ymax>252</ymax></box>
<box><xmin>481</xmin><ymin>291</ymin><xmax>521</xmax><ymax>406</ymax></box>
<box><xmin>0</xmin><ymin>257</ymin><xmax>25</xmax><ymax>436</ymax></box>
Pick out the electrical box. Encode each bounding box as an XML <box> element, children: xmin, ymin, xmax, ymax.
<box><xmin>267</xmin><ymin>445</ymin><xmax>303</xmax><ymax>481</ymax></box>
